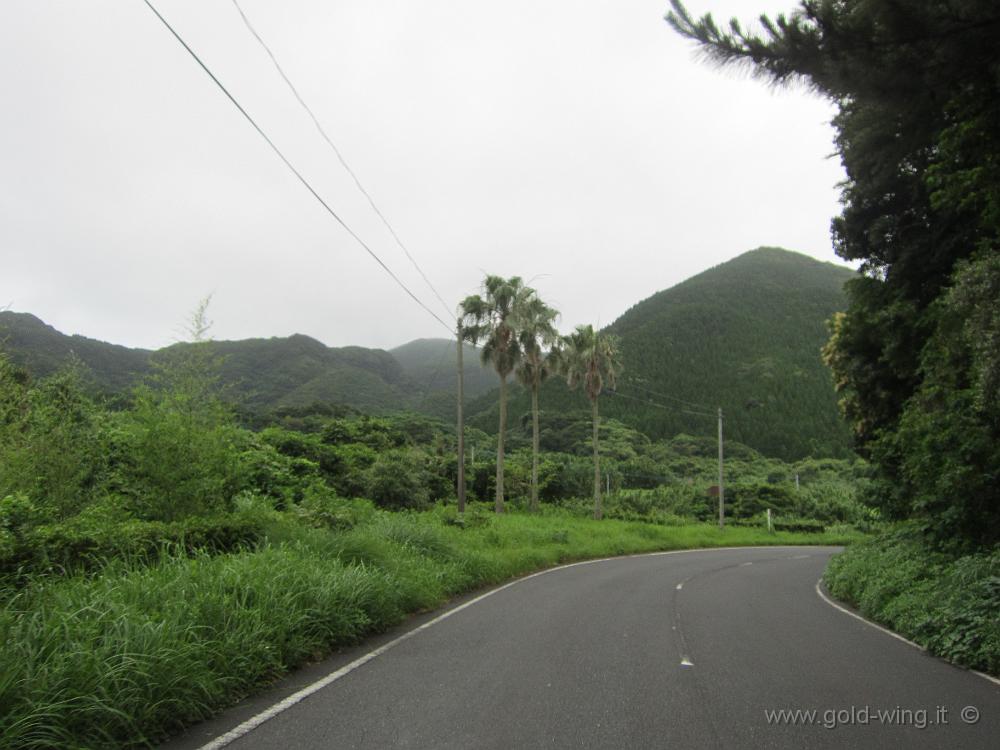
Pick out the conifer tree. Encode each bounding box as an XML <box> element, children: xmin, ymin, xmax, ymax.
<box><xmin>667</xmin><ymin>0</ymin><xmax>1000</xmax><ymax>546</ymax></box>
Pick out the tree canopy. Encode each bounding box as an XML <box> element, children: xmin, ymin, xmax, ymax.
<box><xmin>668</xmin><ymin>0</ymin><xmax>1000</xmax><ymax>547</ymax></box>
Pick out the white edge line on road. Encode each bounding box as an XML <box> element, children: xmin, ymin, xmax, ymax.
<box><xmin>814</xmin><ymin>579</ymin><xmax>1000</xmax><ymax>689</ymax></box>
<box><xmin>196</xmin><ymin>546</ymin><xmax>828</xmax><ymax>749</ymax></box>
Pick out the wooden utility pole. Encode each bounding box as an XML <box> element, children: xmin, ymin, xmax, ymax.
<box><xmin>456</xmin><ymin>322</ymin><xmax>466</xmax><ymax>515</ymax></box>
<box><xmin>717</xmin><ymin>407</ymin><xmax>725</xmax><ymax>529</ymax></box>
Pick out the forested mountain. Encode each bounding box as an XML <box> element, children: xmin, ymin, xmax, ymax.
<box><xmin>390</xmin><ymin>338</ymin><xmax>496</xmax><ymax>399</ymax></box>
<box><xmin>0</xmin><ymin>312</ymin><xmax>151</xmax><ymax>392</ymax></box>
<box><xmin>1</xmin><ymin>248</ymin><xmax>854</xmax><ymax>457</ymax></box>
<box><xmin>468</xmin><ymin>248</ymin><xmax>856</xmax><ymax>460</ymax></box>
<box><xmin>668</xmin><ymin>0</ymin><xmax>1000</xmax><ymax>547</ymax></box>
<box><xmin>169</xmin><ymin>335</ymin><xmax>412</xmax><ymax>414</ymax></box>
<box><xmin>0</xmin><ymin>315</ymin><xmax>490</xmax><ymax>418</ymax></box>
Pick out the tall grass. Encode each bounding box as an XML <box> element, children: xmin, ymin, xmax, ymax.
<box><xmin>1</xmin><ymin>508</ymin><xmax>858</xmax><ymax>749</ymax></box>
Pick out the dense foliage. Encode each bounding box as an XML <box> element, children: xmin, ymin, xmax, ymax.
<box><xmin>470</xmin><ymin>248</ymin><xmax>855</xmax><ymax>460</ymax></box>
<box><xmin>0</xmin><ymin>343</ymin><xmax>867</xmax><ymax>578</ymax></box>
<box><xmin>0</xmin><ymin>340</ymin><xmax>869</xmax><ymax>748</ymax></box>
<box><xmin>668</xmin><ymin>1</ymin><xmax>1000</xmax><ymax>549</ymax></box>
<box><xmin>825</xmin><ymin>527</ymin><xmax>1000</xmax><ymax>674</ymax></box>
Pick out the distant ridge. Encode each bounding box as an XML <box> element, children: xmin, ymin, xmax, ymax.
<box><xmin>0</xmin><ymin>312</ymin><xmax>151</xmax><ymax>391</ymax></box>
<box><xmin>390</xmin><ymin>338</ymin><xmax>495</xmax><ymax>398</ymax></box>
<box><xmin>0</xmin><ymin>314</ymin><xmax>493</xmax><ymax>417</ymax></box>
<box><xmin>0</xmin><ymin>247</ymin><xmax>856</xmax><ymax>457</ymax></box>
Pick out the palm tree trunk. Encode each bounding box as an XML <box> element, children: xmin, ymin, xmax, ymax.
<box><xmin>496</xmin><ymin>374</ymin><xmax>507</xmax><ymax>514</ymax></box>
<box><xmin>592</xmin><ymin>397</ymin><xmax>601</xmax><ymax>520</ymax></box>
<box><xmin>530</xmin><ymin>383</ymin><xmax>540</xmax><ymax>512</ymax></box>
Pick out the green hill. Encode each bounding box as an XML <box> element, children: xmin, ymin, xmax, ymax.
<box><xmin>467</xmin><ymin>248</ymin><xmax>856</xmax><ymax>460</ymax></box>
<box><xmin>0</xmin><ymin>315</ymin><xmax>492</xmax><ymax>419</ymax></box>
<box><xmin>0</xmin><ymin>314</ymin><xmax>416</xmax><ymax>415</ymax></box>
<box><xmin>161</xmin><ymin>335</ymin><xmax>413</xmax><ymax>414</ymax></box>
<box><xmin>0</xmin><ymin>312</ymin><xmax>151</xmax><ymax>392</ymax></box>
<box><xmin>391</xmin><ymin>339</ymin><xmax>495</xmax><ymax>394</ymax></box>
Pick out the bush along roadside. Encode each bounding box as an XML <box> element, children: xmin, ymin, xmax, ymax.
<box><xmin>0</xmin><ymin>508</ymin><xmax>860</xmax><ymax>750</ymax></box>
<box><xmin>823</xmin><ymin>524</ymin><xmax>1000</xmax><ymax>676</ymax></box>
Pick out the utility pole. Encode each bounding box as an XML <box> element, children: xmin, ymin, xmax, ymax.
<box><xmin>718</xmin><ymin>407</ymin><xmax>724</xmax><ymax>529</ymax></box>
<box><xmin>456</xmin><ymin>321</ymin><xmax>466</xmax><ymax>515</ymax></box>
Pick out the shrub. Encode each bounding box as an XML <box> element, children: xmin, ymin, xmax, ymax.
<box><xmin>110</xmin><ymin>392</ymin><xmax>243</xmax><ymax>522</ymax></box>
<box><xmin>0</xmin><ymin>507</ymin><xmax>266</xmax><ymax>578</ymax></box>
<box><xmin>727</xmin><ymin>481</ymin><xmax>797</xmax><ymax>519</ymax></box>
<box><xmin>364</xmin><ymin>449</ymin><xmax>434</xmax><ymax>510</ymax></box>
<box><xmin>771</xmin><ymin>517</ymin><xmax>825</xmax><ymax>533</ymax></box>
<box><xmin>292</xmin><ymin>484</ymin><xmax>375</xmax><ymax>531</ymax></box>
<box><xmin>825</xmin><ymin>528</ymin><xmax>999</xmax><ymax>674</ymax></box>
<box><xmin>0</xmin><ymin>362</ymin><xmax>104</xmax><ymax>521</ymax></box>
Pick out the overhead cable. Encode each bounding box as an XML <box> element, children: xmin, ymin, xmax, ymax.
<box><xmin>619</xmin><ymin>379</ymin><xmax>714</xmax><ymax>412</ymax></box>
<box><xmin>609</xmin><ymin>389</ymin><xmax>716</xmax><ymax>419</ymax></box>
<box><xmin>141</xmin><ymin>0</ymin><xmax>453</xmax><ymax>334</ymax></box>
<box><xmin>229</xmin><ymin>0</ymin><xmax>454</xmax><ymax>319</ymax></box>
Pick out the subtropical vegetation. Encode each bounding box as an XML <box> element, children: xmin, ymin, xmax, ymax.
<box><xmin>668</xmin><ymin>0</ymin><xmax>999</xmax><ymax>673</ymax></box>
<box><xmin>0</xmin><ymin>258</ymin><xmax>874</xmax><ymax>747</ymax></box>
<box><xmin>0</xmin><ymin>332</ymin><xmax>863</xmax><ymax>748</ymax></box>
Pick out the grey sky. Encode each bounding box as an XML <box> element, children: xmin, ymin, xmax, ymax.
<box><xmin>1</xmin><ymin>1</ymin><xmax>847</xmax><ymax>351</ymax></box>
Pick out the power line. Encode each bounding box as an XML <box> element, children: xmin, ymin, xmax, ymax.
<box><xmin>619</xmin><ymin>379</ymin><xmax>714</xmax><ymax>412</ymax></box>
<box><xmin>229</xmin><ymin>0</ymin><xmax>453</xmax><ymax>320</ymax></box>
<box><xmin>141</xmin><ymin>0</ymin><xmax>453</xmax><ymax>334</ymax></box>
<box><xmin>608</xmin><ymin>389</ymin><xmax>716</xmax><ymax>419</ymax></box>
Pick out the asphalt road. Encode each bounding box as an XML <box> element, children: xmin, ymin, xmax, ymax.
<box><xmin>167</xmin><ymin>546</ymin><xmax>1000</xmax><ymax>749</ymax></box>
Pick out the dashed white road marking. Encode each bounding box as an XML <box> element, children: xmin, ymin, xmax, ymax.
<box><xmin>193</xmin><ymin>546</ymin><xmax>829</xmax><ymax>749</ymax></box>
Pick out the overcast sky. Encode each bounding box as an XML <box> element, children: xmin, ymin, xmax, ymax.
<box><xmin>1</xmin><ymin>0</ymin><xmax>848</xmax><ymax>351</ymax></box>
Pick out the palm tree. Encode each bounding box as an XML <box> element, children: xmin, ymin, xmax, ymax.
<box><xmin>460</xmin><ymin>275</ymin><xmax>535</xmax><ymax>513</ymax></box>
<box><xmin>514</xmin><ymin>296</ymin><xmax>560</xmax><ymax>512</ymax></box>
<box><xmin>557</xmin><ymin>324</ymin><xmax>622</xmax><ymax>520</ymax></box>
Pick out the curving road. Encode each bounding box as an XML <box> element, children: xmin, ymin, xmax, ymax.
<box><xmin>167</xmin><ymin>546</ymin><xmax>1000</xmax><ymax>749</ymax></box>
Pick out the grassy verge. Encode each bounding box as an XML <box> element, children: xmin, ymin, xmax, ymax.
<box><xmin>0</xmin><ymin>507</ymin><xmax>859</xmax><ymax>749</ymax></box>
<box><xmin>824</xmin><ymin>525</ymin><xmax>999</xmax><ymax>677</ymax></box>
